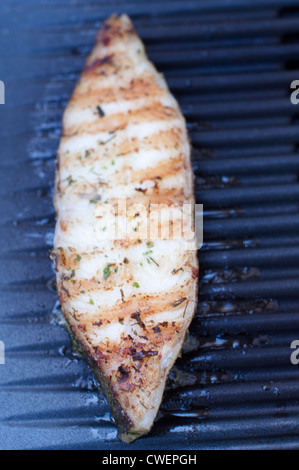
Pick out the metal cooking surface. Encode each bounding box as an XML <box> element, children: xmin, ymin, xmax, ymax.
<box><xmin>1</xmin><ymin>0</ymin><xmax>299</xmax><ymax>450</ymax></box>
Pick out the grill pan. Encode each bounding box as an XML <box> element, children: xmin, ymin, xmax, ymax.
<box><xmin>1</xmin><ymin>0</ymin><xmax>299</xmax><ymax>450</ymax></box>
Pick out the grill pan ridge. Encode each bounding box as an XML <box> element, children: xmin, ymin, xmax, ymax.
<box><xmin>1</xmin><ymin>0</ymin><xmax>299</xmax><ymax>450</ymax></box>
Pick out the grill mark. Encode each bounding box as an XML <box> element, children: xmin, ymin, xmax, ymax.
<box><xmin>73</xmin><ymin>75</ymin><xmax>164</xmax><ymax>106</ymax></box>
<box><xmin>58</xmin><ymin>163</ymin><xmax>187</xmax><ymax>199</ymax></box>
<box><xmin>62</xmin><ymin>102</ymin><xmax>178</xmax><ymax>137</ymax></box>
<box><xmin>58</xmin><ymin>127</ymin><xmax>184</xmax><ymax>172</ymax></box>
<box><xmin>60</xmin><ymin>289</ymin><xmax>190</xmax><ymax>325</ymax></box>
<box><xmin>130</xmin><ymin>156</ymin><xmax>186</xmax><ymax>183</ymax></box>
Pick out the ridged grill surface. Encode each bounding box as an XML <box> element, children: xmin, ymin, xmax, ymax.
<box><xmin>1</xmin><ymin>0</ymin><xmax>299</xmax><ymax>450</ymax></box>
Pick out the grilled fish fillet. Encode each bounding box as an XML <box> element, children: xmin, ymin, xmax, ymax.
<box><xmin>52</xmin><ymin>14</ymin><xmax>198</xmax><ymax>443</ymax></box>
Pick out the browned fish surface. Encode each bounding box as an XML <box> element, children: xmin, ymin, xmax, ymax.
<box><xmin>52</xmin><ymin>14</ymin><xmax>198</xmax><ymax>442</ymax></box>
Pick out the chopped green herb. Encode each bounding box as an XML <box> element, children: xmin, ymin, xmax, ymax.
<box><xmin>171</xmin><ymin>297</ymin><xmax>187</xmax><ymax>308</ymax></box>
<box><xmin>89</xmin><ymin>299</ymin><xmax>94</xmax><ymax>305</ymax></box>
<box><xmin>75</xmin><ymin>255</ymin><xmax>81</xmax><ymax>262</ymax></box>
<box><xmin>65</xmin><ymin>175</ymin><xmax>76</xmax><ymax>186</ymax></box>
<box><xmin>172</xmin><ymin>267</ymin><xmax>183</xmax><ymax>274</ymax></box>
<box><xmin>149</xmin><ymin>256</ymin><xmax>159</xmax><ymax>267</ymax></box>
<box><xmin>103</xmin><ymin>265</ymin><xmax>111</xmax><ymax>280</ymax></box>
<box><xmin>96</xmin><ymin>105</ymin><xmax>105</xmax><ymax>118</ymax></box>
<box><xmin>146</xmin><ymin>256</ymin><xmax>159</xmax><ymax>267</ymax></box>
<box><xmin>89</xmin><ymin>166</ymin><xmax>101</xmax><ymax>176</ymax></box>
<box><xmin>133</xmin><ymin>282</ymin><xmax>140</xmax><ymax>288</ymax></box>
<box><xmin>98</xmin><ymin>134</ymin><xmax>116</xmax><ymax>146</ymax></box>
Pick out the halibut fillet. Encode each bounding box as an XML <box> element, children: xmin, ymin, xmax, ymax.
<box><xmin>52</xmin><ymin>14</ymin><xmax>198</xmax><ymax>442</ymax></box>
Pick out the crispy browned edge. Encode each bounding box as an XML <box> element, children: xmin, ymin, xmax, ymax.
<box><xmin>68</xmin><ymin>322</ymin><xmax>135</xmax><ymax>438</ymax></box>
